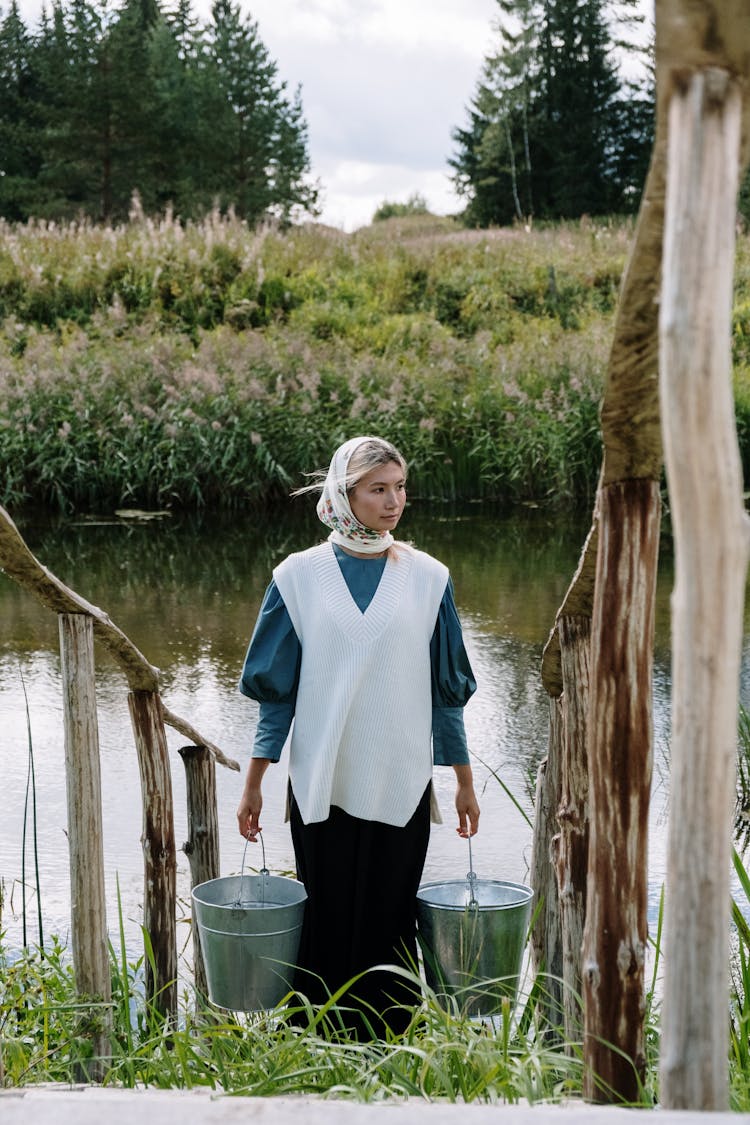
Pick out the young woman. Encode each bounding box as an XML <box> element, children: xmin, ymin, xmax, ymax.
<box><xmin>236</xmin><ymin>435</ymin><xmax>479</xmax><ymax>1037</ymax></box>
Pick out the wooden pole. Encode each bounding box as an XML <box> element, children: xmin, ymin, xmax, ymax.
<box><xmin>582</xmin><ymin>478</ymin><xmax>660</xmax><ymax>1102</ymax></box>
<box><xmin>127</xmin><ymin>690</ymin><xmax>177</xmax><ymax>1022</ymax></box>
<box><xmin>530</xmin><ymin>695</ymin><xmax>564</xmax><ymax>1035</ymax></box>
<box><xmin>556</xmin><ymin>614</ymin><xmax>591</xmax><ymax>1044</ymax></box>
<box><xmin>59</xmin><ymin>613</ymin><xmax>111</xmax><ymax>1080</ymax></box>
<box><xmin>178</xmin><ymin>744</ymin><xmax>220</xmax><ymax>1003</ymax></box>
<box><xmin>659</xmin><ymin>67</ymin><xmax>749</xmax><ymax>1111</ymax></box>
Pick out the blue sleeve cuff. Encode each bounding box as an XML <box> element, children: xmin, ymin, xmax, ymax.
<box><xmin>432</xmin><ymin>706</ymin><xmax>470</xmax><ymax>766</ymax></box>
<box><xmin>251</xmin><ymin>701</ymin><xmax>294</xmax><ymax>762</ymax></box>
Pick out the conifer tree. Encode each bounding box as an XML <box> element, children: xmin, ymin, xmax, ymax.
<box><xmin>450</xmin><ymin>0</ymin><xmax>653</xmax><ymax>225</ymax></box>
<box><xmin>0</xmin><ymin>0</ymin><xmax>42</xmax><ymax>218</ymax></box>
<box><xmin>0</xmin><ymin>0</ymin><xmax>317</xmax><ymax>224</ymax></box>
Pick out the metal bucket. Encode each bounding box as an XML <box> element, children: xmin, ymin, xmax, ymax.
<box><xmin>416</xmin><ymin>878</ymin><xmax>533</xmax><ymax>1016</ymax></box>
<box><xmin>192</xmin><ymin>870</ymin><xmax>307</xmax><ymax>1011</ymax></box>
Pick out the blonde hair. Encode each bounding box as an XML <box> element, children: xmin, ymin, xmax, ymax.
<box><xmin>293</xmin><ymin>437</ymin><xmax>407</xmax><ymax>497</ymax></box>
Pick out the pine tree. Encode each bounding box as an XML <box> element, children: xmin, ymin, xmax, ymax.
<box><xmin>0</xmin><ymin>0</ymin><xmax>43</xmax><ymax>219</ymax></box>
<box><xmin>203</xmin><ymin>0</ymin><xmax>317</xmax><ymax>222</ymax></box>
<box><xmin>450</xmin><ymin>0</ymin><xmax>654</xmax><ymax>225</ymax></box>
<box><xmin>0</xmin><ymin>0</ymin><xmax>317</xmax><ymax>223</ymax></box>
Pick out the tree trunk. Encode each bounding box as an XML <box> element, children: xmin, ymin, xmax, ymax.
<box><xmin>530</xmin><ymin>695</ymin><xmax>564</xmax><ymax>1035</ymax></box>
<box><xmin>659</xmin><ymin>67</ymin><xmax>749</xmax><ymax>1111</ymax></box>
<box><xmin>582</xmin><ymin>478</ymin><xmax>660</xmax><ymax>1102</ymax></box>
<box><xmin>556</xmin><ymin>614</ymin><xmax>591</xmax><ymax>1044</ymax></box>
<box><xmin>59</xmin><ymin>613</ymin><xmax>111</xmax><ymax>1080</ymax></box>
<box><xmin>127</xmin><ymin>690</ymin><xmax>177</xmax><ymax>1022</ymax></box>
<box><xmin>178</xmin><ymin>744</ymin><xmax>220</xmax><ymax>1003</ymax></box>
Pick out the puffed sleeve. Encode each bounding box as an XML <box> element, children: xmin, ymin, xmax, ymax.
<box><xmin>430</xmin><ymin>576</ymin><xmax>477</xmax><ymax>766</ymax></box>
<box><xmin>239</xmin><ymin>580</ymin><xmax>301</xmax><ymax>761</ymax></box>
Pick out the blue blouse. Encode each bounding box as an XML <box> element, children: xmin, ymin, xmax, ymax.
<box><xmin>240</xmin><ymin>544</ymin><xmax>476</xmax><ymax>765</ymax></box>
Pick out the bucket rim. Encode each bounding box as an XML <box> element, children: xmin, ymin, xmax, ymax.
<box><xmin>416</xmin><ymin>877</ymin><xmax>533</xmax><ymax>910</ymax></box>
<box><xmin>191</xmin><ymin>873</ymin><xmax>307</xmax><ymax>910</ymax></box>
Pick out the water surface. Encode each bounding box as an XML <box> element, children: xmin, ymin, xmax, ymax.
<box><xmin>0</xmin><ymin>503</ymin><xmax>746</xmax><ymax>962</ymax></box>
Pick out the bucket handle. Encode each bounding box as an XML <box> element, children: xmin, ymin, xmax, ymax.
<box><xmin>466</xmin><ymin>833</ymin><xmax>479</xmax><ymax>910</ymax></box>
<box><xmin>234</xmin><ymin>829</ymin><xmax>271</xmax><ymax>908</ymax></box>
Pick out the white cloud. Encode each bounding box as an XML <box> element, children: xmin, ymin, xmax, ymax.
<box><xmin>316</xmin><ymin>159</ymin><xmax>460</xmax><ymax>231</ymax></box>
<box><xmin>242</xmin><ymin>1</ymin><xmax>497</xmax><ymax>227</ymax></box>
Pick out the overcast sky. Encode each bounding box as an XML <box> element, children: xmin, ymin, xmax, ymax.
<box><xmin>15</xmin><ymin>0</ymin><xmax>654</xmax><ymax>231</ymax></box>
<box><xmin>240</xmin><ymin>0</ymin><xmax>500</xmax><ymax>229</ymax></box>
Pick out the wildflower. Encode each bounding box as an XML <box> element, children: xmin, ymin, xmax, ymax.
<box><xmin>57</xmin><ymin>420</ymin><xmax>72</xmax><ymax>439</ymax></box>
<box><xmin>211</xmin><ymin>420</ymin><xmax>222</xmax><ymax>431</ymax></box>
<box><xmin>250</xmin><ymin>432</ymin><xmax>262</xmax><ymax>445</ymax></box>
<box><xmin>419</xmin><ymin>418</ymin><xmax>436</xmax><ymax>432</ymax></box>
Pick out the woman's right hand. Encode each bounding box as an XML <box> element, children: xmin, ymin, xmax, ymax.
<box><xmin>236</xmin><ymin>757</ymin><xmax>271</xmax><ymax>840</ymax></box>
<box><xmin>237</xmin><ymin>786</ymin><xmax>262</xmax><ymax>840</ymax></box>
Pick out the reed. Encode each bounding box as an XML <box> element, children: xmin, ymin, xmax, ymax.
<box><xmin>19</xmin><ymin>672</ymin><xmax>43</xmax><ymax>953</ymax></box>
<box><xmin>0</xmin><ymin>214</ymin><xmax>650</xmax><ymax>513</ymax></box>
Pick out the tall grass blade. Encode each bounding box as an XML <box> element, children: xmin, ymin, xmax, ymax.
<box><xmin>470</xmin><ymin>747</ymin><xmax>534</xmax><ymax>829</ymax></box>
<box><xmin>19</xmin><ymin>669</ymin><xmax>44</xmax><ymax>951</ymax></box>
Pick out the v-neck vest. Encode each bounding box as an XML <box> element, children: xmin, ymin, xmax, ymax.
<box><xmin>273</xmin><ymin>541</ymin><xmax>449</xmax><ymax>826</ymax></box>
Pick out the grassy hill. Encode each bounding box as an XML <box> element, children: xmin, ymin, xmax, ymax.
<box><xmin>2</xmin><ymin>211</ymin><xmax>749</xmax><ymax>512</ymax></box>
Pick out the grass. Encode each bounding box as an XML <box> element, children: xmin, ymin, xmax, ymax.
<box><xmin>0</xmin><ymin>932</ymin><xmax>585</xmax><ymax>1101</ymax></box>
<box><xmin>3</xmin><ymin>210</ymin><xmax>750</xmax><ymax>513</ymax></box>
<box><xmin>0</xmin><ymin>212</ymin><xmax>665</xmax><ymax>513</ymax></box>
<box><xmin>4</xmin><ymin>697</ymin><xmax>750</xmax><ymax>1103</ymax></box>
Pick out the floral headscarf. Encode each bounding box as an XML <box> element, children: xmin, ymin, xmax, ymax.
<box><xmin>316</xmin><ymin>436</ymin><xmax>396</xmax><ymax>555</ymax></box>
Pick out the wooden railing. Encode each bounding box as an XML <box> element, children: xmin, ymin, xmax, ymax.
<box><xmin>1</xmin><ymin>504</ymin><xmax>238</xmax><ymax>1072</ymax></box>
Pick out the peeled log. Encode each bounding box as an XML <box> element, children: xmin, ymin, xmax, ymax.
<box><xmin>59</xmin><ymin>613</ymin><xmax>111</xmax><ymax>1079</ymax></box>
<box><xmin>659</xmin><ymin>68</ymin><xmax>749</xmax><ymax>1111</ymax></box>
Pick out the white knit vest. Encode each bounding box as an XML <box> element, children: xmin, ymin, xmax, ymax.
<box><xmin>273</xmin><ymin>541</ymin><xmax>449</xmax><ymax>827</ymax></box>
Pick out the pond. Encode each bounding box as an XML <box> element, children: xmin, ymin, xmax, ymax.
<box><xmin>1</xmin><ymin>502</ymin><xmax>748</xmax><ymax>964</ymax></box>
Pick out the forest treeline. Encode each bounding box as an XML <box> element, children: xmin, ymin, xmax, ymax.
<box><xmin>0</xmin><ymin>0</ymin><xmax>657</xmax><ymax>227</ymax></box>
<box><xmin>2</xmin><ymin>0</ymin><xmax>750</xmax><ymax>228</ymax></box>
<box><xmin>0</xmin><ymin>0</ymin><xmax>317</xmax><ymax>223</ymax></box>
<box><xmin>2</xmin><ymin>212</ymin><xmax>750</xmax><ymax>513</ymax></box>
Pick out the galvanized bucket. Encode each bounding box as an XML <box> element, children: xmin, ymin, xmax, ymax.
<box><xmin>192</xmin><ymin>839</ymin><xmax>307</xmax><ymax>1012</ymax></box>
<box><xmin>416</xmin><ymin>849</ymin><xmax>532</xmax><ymax>1016</ymax></box>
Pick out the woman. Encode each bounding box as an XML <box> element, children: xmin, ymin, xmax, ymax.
<box><xmin>236</xmin><ymin>435</ymin><xmax>479</xmax><ymax>1037</ymax></box>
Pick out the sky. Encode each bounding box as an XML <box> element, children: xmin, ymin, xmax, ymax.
<box><xmin>15</xmin><ymin>0</ymin><xmax>654</xmax><ymax>231</ymax></box>
<box><xmin>240</xmin><ymin>0</ymin><xmax>501</xmax><ymax>230</ymax></box>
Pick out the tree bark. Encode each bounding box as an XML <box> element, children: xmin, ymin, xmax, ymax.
<box><xmin>556</xmin><ymin>614</ymin><xmax>591</xmax><ymax>1044</ymax></box>
<box><xmin>530</xmin><ymin>695</ymin><xmax>564</xmax><ymax>1035</ymax></box>
<box><xmin>659</xmin><ymin>66</ymin><xmax>749</xmax><ymax>1111</ymax></box>
<box><xmin>59</xmin><ymin>613</ymin><xmax>111</xmax><ymax>1080</ymax></box>
<box><xmin>127</xmin><ymin>690</ymin><xmax>177</xmax><ymax>1022</ymax></box>
<box><xmin>582</xmin><ymin>479</ymin><xmax>660</xmax><ymax>1102</ymax></box>
<box><xmin>178</xmin><ymin>744</ymin><xmax>220</xmax><ymax>1003</ymax></box>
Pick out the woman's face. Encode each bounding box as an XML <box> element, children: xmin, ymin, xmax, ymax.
<box><xmin>349</xmin><ymin>460</ymin><xmax>406</xmax><ymax>534</ymax></box>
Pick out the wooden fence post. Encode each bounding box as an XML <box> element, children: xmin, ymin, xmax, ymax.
<box><xmin>178</xmin><ymin>744</ymin><xmax>220</xmax><ymax>1003</ymax></box>
<box><xmin>582</xmin><ymin>479</ymin><xmax>660</xmax><ymax>1102</ymax></box>
<box><xmin>659</xmin><ymin>66</ymin><xmax>749</xmax><ymax>1110</ymax></box>
<box><xmin>59</xmin><ymin>612</ymin><xmax>111</xmax><ymax>1080</ymax></box>
<box><xmin>127</xmin><ymin>690</ymin><xmax>177</xmax><ymax>1022</ymax></box>
<box><xmin>556</xmin><ymin>614</ymin><xmax>591</xmax><ymax>1044</ymax></box>
<box><xmin>530</xmin><ymin>695</ymin><xmax>564</xmax><ymax>1035</ymax></box>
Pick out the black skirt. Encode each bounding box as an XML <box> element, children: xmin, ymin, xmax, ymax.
<box><xmin>289</xmin><ymin>782</ymin><xmax>431</xmax><ymax>1038</ymax></box>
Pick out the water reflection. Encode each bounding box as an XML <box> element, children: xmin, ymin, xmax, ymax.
<box><xmin>0</xmin><ymin>503</ymin><xmax>745</xmax><ymax>958</ymax></box>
